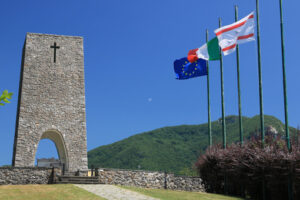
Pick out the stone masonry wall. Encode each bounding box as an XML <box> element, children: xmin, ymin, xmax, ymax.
<box><xmin>0</xmin><ymin>167</ymin><xmax>204</xmax><ymax>191</ymax></box>
<box><xmin>0</xmin><ymin>167</ymin><xmax>59</xmax><ymax>185</ymax></box>
<box><xmin>12</xmin><ymin>33</ymin><xmax>88</xmax><ymax>172</ymax></box>
<box><xmin>97</xmin><ymin>168</ymin><xmax>205</xmax><ymax>192</ymax></box>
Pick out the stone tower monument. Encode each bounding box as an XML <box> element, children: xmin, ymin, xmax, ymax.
<box><xmin>12</xmin><ymin>33</ymin><xmax>88</xmax><ymax>173</ymax></box>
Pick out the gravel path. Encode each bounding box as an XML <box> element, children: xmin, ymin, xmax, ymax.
<box><xmin>74</xmin><ymin>184</ymin><xmax>159</xmax><ymax>200</ymax></box>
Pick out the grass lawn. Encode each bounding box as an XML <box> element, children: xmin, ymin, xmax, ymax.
<box><xmin>119</xmin><ymin>185</ymin><xmax>245</xmax><ymax>200</ymax></box>
<box><xmin>0</xmin><ymin>184</ymin><xmax>105</xmax><ymax>200</ymax></box>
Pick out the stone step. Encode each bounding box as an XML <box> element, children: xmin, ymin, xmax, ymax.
<box><xmin>59</xmin><ymin>177</ymin><xmax>98</xmax><ymax>180</ymax></box>
<box><xmin>57</xmin><ymin>181</ymin><xmax>99</xmax><ymax>184</ymax></box>
<box><xmin>59</xmin><ymin>176</ymin><xmax>98</xmax><ymax>179</ymax></box>
<box><xmin>59</xmin><ymin>177</ymin><xmax>99</xmax><ymax>180</ymax></box>
<box><xmin>59</xmin><ymin>179</ymin><xmax>98</xmax><ymax>182</ymax></box>
<box><xmin>56</xmin><ymin>176</ymin><xmax>99</xmax><ymax>184</ymax></box>
<box><xmin>59</xmin><ymin>179</ymin><xmax>99</xmax><ymax>183</ymax></box>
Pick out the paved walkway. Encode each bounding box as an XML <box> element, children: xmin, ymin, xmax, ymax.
<box><xmin>74</xmin><ymin>184</ymin><xmax>159</xmax><ymax>200</ymax></box>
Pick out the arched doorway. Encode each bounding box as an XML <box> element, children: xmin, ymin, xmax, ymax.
<box><xmin>35</xmin><ymin>130</ymin><xmax>68</xmax><ymax>171</ymax></box>
<box><xmin>35</xmin><ymin>139</ymin><xmax>59</xmax><ymax>165</ymax></box>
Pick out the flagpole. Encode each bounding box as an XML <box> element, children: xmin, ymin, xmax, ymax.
<box><xmin>256</xmin><ymin>0</ymin><xmax>265</xmax><ymax>148</ymax></box>
<box><xmin>219</xmin><ymin>18</ymin><xmax>226</xmax><ymax>149</ymax></box>
<box><xmin>219</xmin><ymin>18</ymin><xmax>227</xmax><ymax>195</ymax></box>
<box><xmin>206</xmin><ymin>29</ymin><xmax>212</xmax><ymax>147</ymax></box>
<box><xmin>279</xmin><ymin>1</ymin><xmax>293</xmax><ymax>199</ymax></box>
<box><xmin>279</xmin><ymin>0</ymin><xmax>290</xmax><ymax>151</ymax></box>
<box><xmin>256</xmin><ymin>2</ymin><xmax>266</xmax><ymax>199</ymax></box>
<box><xmin>235</xmin><ymin>6</ymin><xmax>243</xmax><ymax>145</ymax></box>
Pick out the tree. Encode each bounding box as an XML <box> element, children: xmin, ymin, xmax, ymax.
<box><xmin>0</xmin><ymin>90</ymin><xmax>13</xmax><ymax>106</ymax></box>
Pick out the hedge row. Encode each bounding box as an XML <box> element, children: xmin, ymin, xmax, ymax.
<box><xmin>196</xmin><ymin>135</ymin><xmax>300</xmax><ymax>200</ymax></box>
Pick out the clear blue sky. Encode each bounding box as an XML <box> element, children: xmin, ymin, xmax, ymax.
<box><xmin>1</xmin><ymin>0</ymin><xmax>300</xmax><ymax>166</ymax></box>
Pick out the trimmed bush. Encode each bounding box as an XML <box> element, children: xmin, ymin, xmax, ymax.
<box><xmin>196</xmin><ymin>135</ymin><xmax>300</xmax><ymax>200</ymax></box>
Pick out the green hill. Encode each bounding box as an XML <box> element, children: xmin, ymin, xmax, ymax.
<box><xmin>88</xmin><ymin>115</ymin><xmax>296</xmax><ymax>175</ymax></box>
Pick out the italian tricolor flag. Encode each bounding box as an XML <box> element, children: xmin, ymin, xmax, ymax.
<box><xmin>215</xmin><ymin>12</ymin><xmax>255</xmax><ymax>56</ymax></box>
<box><xmin>187</xmin><ymin>37</ymin><xmax>220</xmax><ymax>62</ymax></box>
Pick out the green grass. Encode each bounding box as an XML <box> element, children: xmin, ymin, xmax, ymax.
<box><xmin>120</xmin><ymin>185</ymin><xmax>245</xmax><ymax>200</ymax></box>
<box><xmin>0</xmin><ymin>184</ymin><xmax>106</xmax><ymax>200</ymax></box>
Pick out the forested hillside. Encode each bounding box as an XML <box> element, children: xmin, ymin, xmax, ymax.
<box><xmin>88</xmin><ymin>115</ymin><xmax>296</xmax><ymax>175</ymax></box>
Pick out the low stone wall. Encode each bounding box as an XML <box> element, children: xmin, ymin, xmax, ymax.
<box><xmin>0</xmin><ymin>166</ymin><xmax>204</xmax><ymax>191</ymax></box>
<box><xmin>0</xmin><ymin>167</ymin><xmax>59</xmax><ymax>185</ymax></box>
<box><xmin>97</xmin><ymin>168</ymin><xmax>205</xmax><ymax>192</ymax></box>
<box><xmin>166</xmin><ymin>174</ymin><xmax>204</xmax><ymax>191</ymax></box>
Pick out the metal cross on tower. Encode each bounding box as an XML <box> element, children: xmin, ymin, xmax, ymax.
<box><xmin>50</xmin><ymin>42</ymin><xmax>60</xmax><ymax>63</ymax></box>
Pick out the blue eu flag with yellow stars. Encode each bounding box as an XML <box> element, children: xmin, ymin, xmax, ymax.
<box><xmin>173</xmin><ymin>57</ymin><xmax>207</xmax><ymax>80</ymax></box>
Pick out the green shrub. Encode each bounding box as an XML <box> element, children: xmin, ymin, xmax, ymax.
<box><xmin>196</xmin><ymin>135</ymin><xmax>300</xmax><ymax>200</ymax></box>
